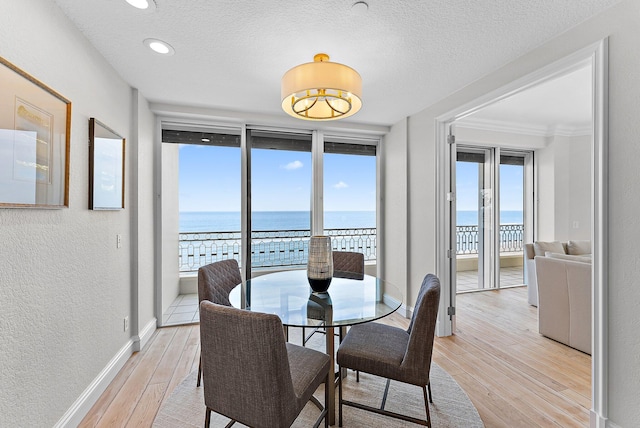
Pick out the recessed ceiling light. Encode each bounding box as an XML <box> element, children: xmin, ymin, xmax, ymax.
<box><xmin>143</xmin><ymin>38</ymin><xmax>175</xmax><ymax>55</ymax></box>
<box><xmin>126</xmin><ymin>0</ymin><xmax>150</xmax><ymax>9</ymax></box>
<box><xmin>352</xmin><ymin>1</ymin><xmax>369</xmax><ymax>14</ymax></box>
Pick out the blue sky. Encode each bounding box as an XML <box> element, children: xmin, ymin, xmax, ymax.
<box><xmin>456</xmin><ymin>161</ymin><xmax>523</xmax><ymax>211</ymax></box>
<box><xmin>178</xmin><ymin>144</ymin><xmax>376</xmax><ymax>212</ymax></box>
<box><xmin>178</xmin><ymin>144</ymin><xmax>521</xmax><ymax>213</ymax></box>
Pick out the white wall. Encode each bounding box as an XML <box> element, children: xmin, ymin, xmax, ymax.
<box><xmin>566</xmin><ymin>134</ymin><xmax>592</xmax><ymax>241</ymax></box>
<box><xmin>132</xmin><ymin>90</ymin><xmax>157</xmax><ymax>343</ymax></box>
<box><xmin>536</xmin><ymin>134</ymin><xmax>592</xmax><ymax>241</ymax></box>
<box><xmin>383</xmin><ymin>0</ymin><xmax>640</xmax><ymax>425</ymax></box>
<box><xmin>0</xmin><ymin>0</ymin><xmax>155</xmax><ymax>425</ymax></box>
<box><xmin>536</xmin><ymin>136</ymin><xmax>557</xmax><ymax>240</ymax></box>
<box><xmin>161</xmin><ymin>143</ymin><xmax>180</xmax><ymax>316</ymax></box>
<box><xmin>380</xmin><ymin>119</ymin><xmax>409</xmax><ymax>307</ymax></box>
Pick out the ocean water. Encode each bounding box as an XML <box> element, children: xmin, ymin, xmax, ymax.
<box><xmin>179</xmin><ymin>210</ymin><xmax>522</xmax><ymax>232</ymax></box>
<box><xmin>179</xmin><ymin>211</ymin><xmax>376</xmax><ymax>232</ymax></box>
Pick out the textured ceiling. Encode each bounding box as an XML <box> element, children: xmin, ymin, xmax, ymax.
<box><xmin>51</xmin><ymin>0</ymin><xmax>620</xmax><ymax>126</ymax></box>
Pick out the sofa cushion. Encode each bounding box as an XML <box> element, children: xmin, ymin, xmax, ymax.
<box><xmin>567</xmin><ymin>240</ymin><xmax>591</xmax><ymax>255</ymax></box>
<box><xmin>533</xmin><ymin>241</ymin><xmax>565</xmax><ymax>256</ymax></box>
<box><xmin>545</xmin><ymin>252</ymin><xmax>592</xmax><ymax>264</ymax></box>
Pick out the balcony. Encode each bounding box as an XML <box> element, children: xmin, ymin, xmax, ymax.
<box><xmin>165</xmin><ymin>224</ymin><xmax>523</xmax><ymax>324</ymax></box>
<box><xmin>178</xmin><ymin>227</ymin><xmax>377</xmax><ymax>273</ymax></box>
<box><xmin>456</xmin><ymin>224</ymin><xmax>525</xmax><ymax>292</ymax></box>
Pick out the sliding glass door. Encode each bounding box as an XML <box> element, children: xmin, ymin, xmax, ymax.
<box><xmin>161</xmin><ymin>127</ymin><xmax>242</xmax><ymax>324</ymax></box>
<box><xmin>498</xmin><ymin>153</ymin><xmax>527</xmax><ymax>288</ymax></box>
<box><xmin>159</xmin><ymin>124</ymin><xmax>379</xmax><ymax>325</ymax></box>
<box><xmin>455</xmin><ymin>146</ymin><xmax>531</xmax><ymax>293</ymax></box>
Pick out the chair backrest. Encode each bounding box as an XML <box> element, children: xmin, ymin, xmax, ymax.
<box><xmin>333</xmin><ymin>251</ymin><xmax>365</xmax><ymax>279</ymax></box>
<box><xmin>199</xmin><ymin>301</ymin><xmax>299</xmax><ymax>427</ymax></box>
<box><xmin>402</xmin><ymin>274</ymin><xmax>441</xmax><ymax>385</ymax></box>
<box><xmin>197</xmin><ymin>259</ymin><xmax>242</xmax><ymax>306</ymax></box>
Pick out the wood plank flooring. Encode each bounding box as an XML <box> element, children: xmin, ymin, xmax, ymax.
<box><xmin>79</xmin><ymin>286</ymin><xmax>591</xmax><ymax>427</ymax></box>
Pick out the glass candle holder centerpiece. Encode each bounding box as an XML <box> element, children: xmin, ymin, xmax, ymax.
<box><xmin>307</xmin><ymin>236</ymin><xmax>333</xmax><ymax>293</ymax></box>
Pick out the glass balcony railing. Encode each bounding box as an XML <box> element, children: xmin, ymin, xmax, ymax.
<box><xmin>178</xmin><ymin>228</ymin><xmax>377</xmax><ymax>273</ymax></box>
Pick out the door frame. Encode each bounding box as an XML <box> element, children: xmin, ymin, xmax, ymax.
<box><xmin>435</xmin><ymin>39</ymin><xmax>608</xmax><ymax>425</ymax></box>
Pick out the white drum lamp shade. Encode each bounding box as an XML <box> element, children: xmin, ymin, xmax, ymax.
<box><xmin>281</xmin><ymin>53</ymin><xmax>362</xmax><ymax>121</ymax></box>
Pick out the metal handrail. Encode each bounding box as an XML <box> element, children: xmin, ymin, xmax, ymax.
<box><xmin>178</xmin><ymin>228</ymin><xmax>377</xmax><ymax>273</ymax></box>
<box><xmin>178</xmin><ymin>224</ymin><xmax>523</xmax><ymax>273</ymax></box>
<box><xmin>456</xmin><ymin>224</ymin><xmax>524</xmax><ymax>255</ymax></box>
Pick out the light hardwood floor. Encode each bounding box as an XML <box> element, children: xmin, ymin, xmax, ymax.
<box><xmin>79</xmin><ymin>286</ymin><xmax>591</xmax><ymax>427</ymax></box>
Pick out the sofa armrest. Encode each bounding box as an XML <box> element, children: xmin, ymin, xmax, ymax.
<box><xmin>524</xmin><ymin>243</ymin><xmax>535</xmax><ymax>260</ymax></box>
<box><xmin>535</xmin><ymin>256</ymin><xmax>591</xmax><ymax>354</ymax></box>
<box><xmin>566</xmin><ymin>260</ymin><xmax>591</xmax><ymax>354</ymax></box>
<box><xmin>535</xmin><ymin>256</ymin><xmax>570</xmax><ymax>345</ymax></box>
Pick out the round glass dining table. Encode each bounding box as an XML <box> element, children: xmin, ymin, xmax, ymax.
<box><xmin>228</xmin><ymin>269</ymin><xmax>402</xmax><ymax>329</ymax></box>
<box><xmin>228</xmin><ymin>269</ymin><xmax>403</xmax><ymax>425</ymax></box>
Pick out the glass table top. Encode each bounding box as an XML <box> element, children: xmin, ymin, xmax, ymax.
<box><xmin>229</xmin><ymin>270</ymin><xmax>403</xmax><ymax>328</ymax></box>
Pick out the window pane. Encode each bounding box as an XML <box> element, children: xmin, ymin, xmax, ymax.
<box><xmin>499</xmin><ymin>157</ymin><xmax>525</xmax><ymax>287</ymax></box>
<box><xmin>249</xmin><ymin>130</ymin><xmax>312</xmax><ymax>269</ymax></box>
<box><xmin>163</xmin><ymin>129</ymin><xmax>242</xmax><ymax>273</ymax></box>
<box><xmin>323</xmin><ymin>139</ymin><xmax>376</xmax><ymax>261</ymax></box>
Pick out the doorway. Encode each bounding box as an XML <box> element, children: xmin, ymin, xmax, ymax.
<box><xmin>435</xmin><ymin>40</ymin><xmax>608</xmax><ymax>424</ymax></box>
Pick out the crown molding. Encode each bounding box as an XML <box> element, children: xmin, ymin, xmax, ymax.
<box><xmin>457</xmin><ymin>116</ymin><xmax>591</xmax><ymax>137</ymax></box>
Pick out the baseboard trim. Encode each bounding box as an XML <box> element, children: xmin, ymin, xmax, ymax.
<box><xmin>54</xmin><ymin>338</ymin><xmax>135</xmax><ymax>428</ymax></box>
<box><xmin>383</xmin><ymin>293</ymin><xmax>409</xmax><ymax>318</ymax></box>
<box><xmin>590</xmin><ymin>409</ymin><xmax>611</xmax><ymax>428</ymax></box>
<box><xmin>133</xmin><ymin>318</ymin><xmax>157</xmax><ymax>352</ymax></box>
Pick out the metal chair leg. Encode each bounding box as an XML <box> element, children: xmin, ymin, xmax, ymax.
<box><xmin>325</xmin><ymin>372</ymin><xmax>330</xmax><ymax>428</ymax></box>
<box><xmin>423</xmin><ymin>385</ymin><xmax>432</xmax><ymax>428</ymax></box>
<box><xmin>204</xmin><ymin>407</ymin><xmax>211</xmax><ymax>428</ymax></box>
<box><xmin>197</xmin><ymin>353</ymin><xmax>202</xmax><ymax>387</ymax></box>
<box><xmin>338</xmin><ymin>365</ymin><xmax>343</xmax><ymax>427</ymax></box>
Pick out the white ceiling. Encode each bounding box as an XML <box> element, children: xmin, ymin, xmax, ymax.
<box><xmin>51</xmin><ymin>0</ymin><xmax>619</xmax><ymax>127</ymax></box>
<box><xmin>458</xmin><ymin>64</ymin><xmax>593</xmax><ymax>136</ymax></box>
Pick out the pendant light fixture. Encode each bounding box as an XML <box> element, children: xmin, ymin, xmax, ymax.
<box><xmin>281</xmin><ymin>53</ymin><xmax>362</xmax><ymax>121</ymax></box>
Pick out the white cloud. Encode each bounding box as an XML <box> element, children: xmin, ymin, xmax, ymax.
<box><xmin>283</xmin><ymin>160</ymin><xmax>303</xmax><ymax>170</ymax></box>
<box><xmin>333</xmin><ymin>181</ymin><xmax>348</xmax><ymax>189</ymax></box>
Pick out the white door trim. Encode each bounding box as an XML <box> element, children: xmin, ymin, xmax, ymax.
<box><xmin>434</xmin><ymin>39</ymin><xmax>609</xmax><ymax>426</ymax></box>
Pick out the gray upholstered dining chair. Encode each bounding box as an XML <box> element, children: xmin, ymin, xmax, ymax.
<box><xmin>199</xmin><ymin>300</ymin><xmax>331</xmax><ymax>428</ymax></box>
<box><xmin>332</xmin><ymin>251</ymin><xmax>365</xmax><ymax>280</ymax></box>
<box><xmin>196</xmin><ymin>259</ymin><xmax>242</xmax><ymax>387</ymax></box>
<box><xmin>336</xmin><ymin>273</ymin><xmax>440</xmax><ymax>427</ymax></box>
<box><xmin>302</xmin><ymin>251</ymin><xmax>365</xmax><ymax>346</ymax></box>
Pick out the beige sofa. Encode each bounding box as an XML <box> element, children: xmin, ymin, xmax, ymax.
<box><xmin>534</xmin><ymin>255</ymin><xmax>591</xmax><ymax>354</ymax></box>
<box><xmin>524</xmin><ymin>240</ymin><xmax>591</xmax><ymax>306</ymax></box>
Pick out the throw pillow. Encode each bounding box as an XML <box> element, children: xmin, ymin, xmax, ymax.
<box><xmin>533</xmin><ymin>241</ymin><xmax>565</xmax><ymax>256</ymax></box>
<box><xmin>567</xmin><ymin>240</ymin><xmax>592</xmax><ymax>255</ymax></box>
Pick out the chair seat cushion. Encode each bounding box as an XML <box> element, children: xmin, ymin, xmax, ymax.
<box><xmin>286</xmin><ymin>343</ymin><xmax>331</xmax><ymax>406</ymax></box>
<box><xmin>337</xmin><ymin>322</ymin><xmax>410</xmax><ymax>382</ymax></box>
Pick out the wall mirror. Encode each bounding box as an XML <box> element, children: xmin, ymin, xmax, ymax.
<box><xmin>89</xmin><ymin>118</ymin><xmax>125</xmax><ymax>210</ymax></box>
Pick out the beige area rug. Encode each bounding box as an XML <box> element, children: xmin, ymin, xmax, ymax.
<box><xmin>154</xmin><ymin>364</ymin><xmax>483</xmax><ymax>427</ymax></box>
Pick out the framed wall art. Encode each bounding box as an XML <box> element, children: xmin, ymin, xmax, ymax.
<box><xmin>89</xmin><ymin>118</ymin><xmax>125</xmax><ymax>210</ymax></box>
<box><xmin>0</xmin><ymin>56</ymin><xmax>71</xmax><ymax>208</ymax></box>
